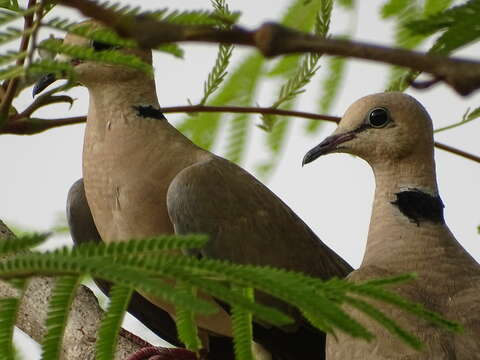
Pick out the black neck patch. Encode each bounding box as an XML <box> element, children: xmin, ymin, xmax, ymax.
<box><xmin>133</xmin><ymin>105</ymin><xmax>166</xmax><ymax>120</ymax></box>
<box><xmin>391</xmin><ymin>189</ymin><xmax>445</xmax><ymax>226</ymax></box>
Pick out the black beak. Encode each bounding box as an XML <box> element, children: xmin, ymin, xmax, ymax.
<box><xmin>302</xmin><ymin>132</ymin><xmax>356</xmax><ymax>166</ymax></box>
<box><xmin>32</xmin><ymin>73</ymin><xmax>56</xmax><ymax>97</ymax></box>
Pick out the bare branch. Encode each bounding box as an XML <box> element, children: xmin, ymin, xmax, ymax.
<box><xmin>57</xmin><ymin>0</ymin><xmax>480</xmax><ymax>96</ymax></box>
<box><xmin>2</xmin><ymin>105</ymin><xmax>478</xmax><ymax>163</ymax></box>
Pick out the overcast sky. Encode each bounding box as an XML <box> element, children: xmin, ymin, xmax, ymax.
<box><xmin>1</xmin><ymin>1</ymin><xmax>479</xmax><ymax>357</ymax></box>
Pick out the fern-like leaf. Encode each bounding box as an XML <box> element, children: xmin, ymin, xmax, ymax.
<box><xmin>178</xmin><ymin>53</ymin><xmax>264</xmax><ymax>150</ymax></box>
<box><xmin>67</xmin><ymin>234</ymin><xmax>208</xmax><ymax>259</ymax></box>
<box><xmin>267</xmin><ymin>0</ymin><xmax>326</xmax><ymax>80</ymax></box>
<box><xmin>407</xmin><ymin>0</ymin><xmax>478</xmax><ymax>35</ymax></box>
<box><xmin>224</xmin><ymin>113</ymin><xmax>250</xmax><ymax>164</ymax></box>
<box><xmin>0</xmin><ymin>0</ymin><xmax>19</xmax><ymax>11</ymax></box>
<box><xmin>259</xmin><ymin>2</ymin><xmax>332</xmax><ymax>177</ymax></box>
<box><xmin>343</xmin><ymin>295</ymin><xmax>423</xmax><ymax>348</ymax></box>
<box><xmin>0</xmin><ymin>252</ymin><xmax>216</xmax><ymax>314</ymax></box>
<box><xmin>386</xmin><ymin>0</ymin><xmax>455</xmax><ymax>91</ymax></box>
<box><xmin>434</xmin><ymin>105</ymin><xmax>480</xmax><ymax>133</ymax></box>
<box><xmin>199</xmin><ymin>43</ymin><xmax>233</xmax><ymax>106</ymax></box>
<box><xmin>0</xmin><ymin>6</ymin><xmax>34</xmax><ymax>26</ymax></box>
<box><xmin>423</xmin><ymin>0</ymin><xmax>454</xmax><ymax>16</ymax></box>
<box><xmin>174</xmin><ymin>283</ymin><xmax>202</xmax><ymax>352</ymax></box>
<box><xmin>231</xmin><ymin>286</ymin><xmax>254</xmax><ymax>360</ymax></box>
<box><xmin>41</xmin><ymin>275</ymin><xmax>81</xmax><ymax>360</ymax></box>
<box><xmin>197</xmin><ymin>0</ymin><xmax>235</xmax><ymax>106</ymax></box>
<box><xmin>381</xmin><ymin>0</ymin><xmax>413</xmax><ymax>19</ymax></box>
<box><xmin>0</xmin><ymin>280</ymin><xmax>24</xmax><ymax>360</ymax></box>
<box><xmin>0</xmin><ymin>232</ymin><xmax>48</xmax><ymax>254</ymax></box>
<box><xmin>96</xmin><ymin>285</ymin><xmax>133</xmax><ymax>360</ymax></box>
<box><xmin>0</xmin><ymin>26</ymin><xmax>26</xmax><ymax>46</ymax></box>
<box><xmin>38</xmin><ymin>39</ymin><xmax>152</xmax><ymax>75</ymax></box>
<box><xmin>307</xmin><ymin>55</ymin><xmax>346</xmax><ymax>133</ymax></box>
<box><xmin>0</xmin><ymin>50</ymin><xmax>25</xmax><ymax>67</ymax></box>
<box><xmin>0</xmin><ymin>64</ymin><xmax>23</xmax><ymax>81</ymax></box>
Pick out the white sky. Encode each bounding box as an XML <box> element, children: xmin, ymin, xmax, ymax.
<box><xmin>1</xmin><ymin>0</ymin><xmax>479</xmax><ymax>357</ymax></box>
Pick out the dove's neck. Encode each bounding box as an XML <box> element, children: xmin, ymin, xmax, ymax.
<box><xmin>86</xmin><ymin>77</ymin><xmax>161</xmax><ymax>125</ymax></box>
<box><xmin>361</xmin><ymin>153</ymin><xmax>454</xmax><ymax>270</ymax></box>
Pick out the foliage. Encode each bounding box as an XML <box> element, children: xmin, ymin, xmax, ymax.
<box><xmin>0</xmin><ymin>234</ymin><xmax>461</xmax><ymax>359</ymax></box>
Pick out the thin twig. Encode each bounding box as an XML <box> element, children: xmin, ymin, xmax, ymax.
<box><xmin>2</xmin><ymin>105</ymin><xmax>478</xmax><ymax>163</ymax></box>
<box><xmin>57</xmin><ymin>0</ymin><xmax>480</xmax><ymax>96</ymax></box>
<box><xmin>0</xmin><ymin>0</ymin><xmax>37</xmax><ymax>128</ymax></box>
<box><xmin>433</xmin><ymin>142</ymin><xmax>480</xmax><ymax>163</ymax></box>
<box><xmin>26</xmin><ymin>0</ymin><xmax>46</xmax><ymax>67</ymax></box>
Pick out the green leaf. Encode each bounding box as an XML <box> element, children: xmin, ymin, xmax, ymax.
<box><xmin>0</xmin><ymin>232</ymin><xmax>48</xmax><ymax>255</ymax></box>
<box><xmin>69</xmin><ymin>235</ymin><xmax>208</xmax><ymax>258</ymax></box>
<box><xmin>381</xmin><ymin>0</ymin><xmax>413</xmax><ymax>19</ymax></box>
<box><xmin>434</xmin><ymin>106</ymin><xmax>480</xmax><ymax>133</ymax></box>
<box><xmin>199</xmin><ymin>44</ymin><xmax>233</xmax><ymax>106</ymax></box>
<box><xmin>41</xmin><ymin>276</ymin><xmax>81</xmax><ymax>360</ymax></box>
<box><xmin>0</xmin><ymin>50</ymin><xmax>26</xmax><ymax>66</ymax></box>
<box><xmin>343</xmin><ymin>295</ymin><xmax>423</xmax><ymax>348</ymax></box>
<box><xmin>0</xmin><ymin>26</ymin><xmax>26</xmax><ymax>46</ymax></box>
<box><xmin>223</xmin><ymin>113</ymin><xmax>251</xmax><ymax>164</ymax></box>
<box><xmin>423</xmin><ymin>0</ymin><xmax>454</xmax><ymax>16</ymax></box>
<box><xmin>178</xmin><ymin>53</ymin><xmax>264</xmax><ymax>150</ymax></box>
<box><xmin>38</xmin><ymin>39</ymin><xmax>153</xmax><ymax>75</ymax></box>
<box><xmin>269</xmin><ymin>0</ymin><xmax>326</xmax><ymax>77</ymax></box>
<box><xmin>0</xmin><ymin>280</ymin><xmax>24</xmax><ymax>360</ymax></box>
<box><xmin>0</xmin><ymin>0</ymin><xmax>18</xmax><ymax>11</ymax></box>
<box><xmin>231</xmin><ymin>287</ymin><xmax>254</xmax><ymax>360</ymax></box>
<box><xmin>0</xmin><ymin>7</ymin><xmax>35</xmax><ymax>25</ymax></box>
<box><xmin>0</xmin><ymin>252</ymin><xmax>216</xmax><ymax>315</ymax></box>
<box><xmin>338</xmin><ymin>0</ymin><xmax>355</xmax><ymax>9</ymax></box>
<box><xmin>307</xmin><ymin>55</ymin><xmax>347</xmax><ymax>133</ymax></box>
<box><xmin>96</xmin><ymin>285</ymin><xmax>133</xmax><ymax>360</ymax></box>
<box><xmin>407</xmin><ymin>0</ymin><xmax>480</xmax><ymax>35</ymax></box>
<box><xmin>174</xmin><ymin>283</ymin><xmax>202</xmax><ymax>352</ymax></box>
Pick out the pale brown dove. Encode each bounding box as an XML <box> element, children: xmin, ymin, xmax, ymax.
<box><xmin>35</xmin><ymin>23</ymin><xmax>352</xmax><ymax>360</ymax></box>
<box><xmin>303</xmin><ymin>92</ymin><xmax>480</xmax><ymax>359</ymax></box>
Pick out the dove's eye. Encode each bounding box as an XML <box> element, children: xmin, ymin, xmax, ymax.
<box><xmin>368</xmin><ymin>107</ymin><xmax>391</xmax><ymax>128</ymax></box>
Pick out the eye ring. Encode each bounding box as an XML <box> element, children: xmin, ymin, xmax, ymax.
<box><xmin>367</xmin><ymin>107</ymin><xmax>391</xmax><ymax>128</ymax></box>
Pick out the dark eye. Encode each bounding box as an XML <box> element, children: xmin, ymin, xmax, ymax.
<box><xmin>92</xmin><ymin>40</ymin><xmax>117</xmax><ymax>51</ymax></box>
<box><xmin>368</xmin><ymin>107</ymin><xmax>390</xmax><ymax>128</ymax></box>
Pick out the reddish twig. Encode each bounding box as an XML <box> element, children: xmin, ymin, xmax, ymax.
<box><xmin>2</xmin><ymin>105</ymin><xmax>478</xmax><ymax>163</ymax></box>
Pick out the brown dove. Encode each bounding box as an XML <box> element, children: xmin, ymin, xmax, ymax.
<box><xmin>303</xmin><ymin>92</ymin><xmax>480</xmax><ymax>359</ymax></box>
<box><xmin>35</xmin><ymin>23</ymin><xmax>352</xmax><ymax>360</ymax></box>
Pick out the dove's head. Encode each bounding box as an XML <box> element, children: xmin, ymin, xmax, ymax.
<box><xmin>33</xmin><ymin>20</ymin><xmax>152</xmax><ymax>95</ymax></box>
<box><xmin>303</xmin><ymin>92</ymin><xmax>434</xmax><ymax>167</ymax></box>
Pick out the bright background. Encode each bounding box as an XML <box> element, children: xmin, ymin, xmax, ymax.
<box><xmin>1</xmin><ymin>1</ymin><xmax>479</xmax><ymax>358</ymax></box>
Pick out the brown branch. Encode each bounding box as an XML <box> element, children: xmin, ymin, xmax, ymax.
<box><xmin>433</xmin><ymin>142</ymin><xmax>480</xmax><ymax>163</ymax></box>
<box><xmin>162</xmin><ymin>105</ymin><xmax>341</xmax><ymax>122</ymax></box>
<box><xmin>0</xmin><ymin>0</ymin><xmax>37</xmax><ymax>128</ymax></box>
<box><xmin>2</xmin><ymin>105</ymin><xmax>478</xmax><ymax>163</ymax></box>
<box><xmin>57</xmin><ymin>0</ymin><xmax>480</xmax><ymax>96</ymax></box>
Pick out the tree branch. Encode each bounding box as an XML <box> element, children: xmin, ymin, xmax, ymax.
<box><xmin>2</xmin><ymin>105</ymin><xmax>478</xmax><ymax>163</ymax></box>
<box><xmin>57</xmin><ymin>0</ymin><xmax>480</xmax><ymax>96</ymax></box>
<box><xmin>0</xmin><ymin>0</ymin><xmax>37</xmax><ymax>128</ymax></box>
